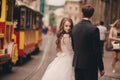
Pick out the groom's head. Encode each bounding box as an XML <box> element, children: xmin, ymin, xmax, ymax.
<box><xmin>82</xmin><ymin>4</ymin><xmax>94</xmax><ymax>18</ymax></box>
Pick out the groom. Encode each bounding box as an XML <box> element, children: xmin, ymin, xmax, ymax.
<box><xmin>72</xmin><ymin>4</ymin><xmax>105</xmax><ymax>80</ymax></box>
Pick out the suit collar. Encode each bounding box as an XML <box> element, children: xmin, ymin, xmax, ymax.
<box><xmin>81</xmin><ymin>18</ymin><xmax>91</xmax><ymax>23</ymax></box>
<box><xmin>82</xmin><ymin>18</ymin><xmax>89</xmax><ymax>20</ymax></box>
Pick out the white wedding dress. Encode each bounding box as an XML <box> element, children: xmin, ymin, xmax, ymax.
<box><xmin>41</xmin><ymin>34</ymin><xmax>75</xmax><ymax>80</ymax></box>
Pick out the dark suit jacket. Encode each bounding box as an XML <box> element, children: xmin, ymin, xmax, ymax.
<box><xmin>72</xmin><ymin>19</ymin><xmax>104</xmax><ymax>71</ymax></box>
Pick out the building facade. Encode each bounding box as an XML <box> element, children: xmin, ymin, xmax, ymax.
<box><xmin>20</xmin><ymin>0</ymin><xmax>40</xmax><ymax>11</ymax></box>
<box><xmin>104</xmin><ymin>0</ymin><xmax>120</xmax><ymax>29</ymax></box>
<box><xmin>64</xmin><ymin>0</ymin><xmax>82</xmax><ymax>25</ymax></box>
<box><xmin>82</xmin><ymin>0</ymin><xmax>120</xmax><ymax>29</ymax></box>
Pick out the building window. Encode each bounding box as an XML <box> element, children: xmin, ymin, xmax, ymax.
<box><xmin>75</xmin><ymin>7</ymin><xmax>78</xmax><ymax>10</ymax></box>
<box><xmin>69</xmin><ymin>6</ymin><xmax>72</xmax><ymax>10</ymax></box>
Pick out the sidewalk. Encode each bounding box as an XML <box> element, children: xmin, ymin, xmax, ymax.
<box><xmin>101</xmin><ymin>50</ymin><xmax>120</xmax><ymax>80</ymax></box>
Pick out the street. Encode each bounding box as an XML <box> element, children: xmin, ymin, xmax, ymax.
<box><xmin>0</xmin><ymin>0</ymin><xmax>119</xmax><ymax>80</ymax></box>
<box><xmin>102</xmin><ymin>50</ymin><xmax>120</xmax><ymax>80</ymax></box>
<box><xmin>0</xmin><ymin>34</ymin><xmax>120</xmax><ymax>80</ymax></box>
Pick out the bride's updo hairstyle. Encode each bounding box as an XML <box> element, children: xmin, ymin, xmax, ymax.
<box><xmin>56</xmin><ymin>17</ymin><xmax>73</xmax><ymax>52</ymax></box>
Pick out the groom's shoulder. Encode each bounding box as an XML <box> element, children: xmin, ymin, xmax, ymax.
<box><xmin>74</xmin><ymin>21</ymin><xmax>82</xmax><ymax>28</ymax></box>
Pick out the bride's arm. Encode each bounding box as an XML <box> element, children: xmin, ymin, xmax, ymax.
<box><xmin>63</xmin><ymin>34</ymin><xmax>74</xmax><ymax>55</ymax></box>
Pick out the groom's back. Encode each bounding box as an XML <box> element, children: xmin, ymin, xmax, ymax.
<box><xmin>72</xmin><ymin>20</ymin><xmax>98</xmax><ymax>69</ymax></box>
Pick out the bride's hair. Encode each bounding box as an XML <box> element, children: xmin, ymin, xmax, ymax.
<box><xmin>56</xmin><ymin>17</ymin><xmax>73</xmax><ymax>52</ymax></box>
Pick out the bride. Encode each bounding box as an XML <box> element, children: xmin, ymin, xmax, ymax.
<box><xmin>41</xmin><ymin>17</ymin><xmax>75</xmax><ymax>80</ymax></box>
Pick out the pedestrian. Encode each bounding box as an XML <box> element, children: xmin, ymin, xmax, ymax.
<box><xmin>72</xmin><ymin>4</ymin><xmax>105</xmax><ymax>80</ymax></box>
<box><xmin>13</xmin><ymin>19</ymin><xmax>18</xmax><ymax>30</ymax></box>
<box><xmin>109</xmin><ymin>19</ymin><xmax>120</xmax><ymax>73</ymax></box>
<box><xmin>42</xmin><ymin>25</ymin><xmax>48</xmax><ymax>34</ymax></box>
<box><xmin>41</xmin><ymin>17</ymin><xmax>75</xmax><ymax>80</ymax></box>
<box><xmin>97</xmin><ymin>21</ymin><xmax>107</xmax><ymax>57</ymax></box>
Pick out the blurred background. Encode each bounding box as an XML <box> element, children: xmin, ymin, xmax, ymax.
<box><xmin>18</xmin><ymin>0</ymin><xmax>120</xmax><ymax>31</ymax></box>
<box><xmin>0</xmin><ymin>0</ymin><xmax>120</xmax><ymax>80</ymax></box>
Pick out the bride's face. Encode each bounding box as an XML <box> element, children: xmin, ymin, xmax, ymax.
<box><xmin>63</xmin><ymin>21</ymin><xmax>71</xmax><ymax>33</ymax></box>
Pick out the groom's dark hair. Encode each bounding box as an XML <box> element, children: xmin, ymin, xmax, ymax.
<box><xmin>82</xmin><ymin>4</ymin><xmax>94</xmax><ymax>18</ymax></box>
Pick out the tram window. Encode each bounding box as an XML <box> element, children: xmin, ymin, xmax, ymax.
<box><xmin>6</xmin><ymin>0</ymin><xmax>13</xmax><ymax>21</ymax></box>
<box><xmin>0</xmin><ymin>38</ymin><xmax>3</xmax><ymax>49</ymax></box>
<box><xmin>26</xmin><ymin>10</ymin><xmax>30</xmax><ymax>29</ymax></box>
<box><xmin>20</xmin><ymin>8</ymin><xmax>26</xmax><ymax>29</ymax></box>
<box><xmin>39</xmin><ymin>16</ymin><xmax>43</xmax><ymax>29</ymax></box>
<box><xmin>36</xmin><ymin>16</ymin><xmax>39</xmax><ymax>29</ymax></box>
<box><xmin>0</xmin><ymin>0</ymin><xmax>2</xmax><ymax>18</ymax></box>
<box><xmin>30</xmin><ymin>11</ymin><xmax>32</xmax><ymax>29</ymax></box>
<box><xmin>32</xmin><ymin>13</ymin><xmax>36</xmax><ymax>29</ymax></box>
<box><xmin>33</xmin><ymin>14</ymin><xmax>37</xmax><ymax>29</ymax></box>
<box><xmin>20</xmin><ymin>16</ymin><xmax>25</xmax><ymax>29</ymax></box>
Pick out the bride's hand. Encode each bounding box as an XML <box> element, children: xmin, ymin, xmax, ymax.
<box><xmin>100</xmin><ymin>70</ymin><xmax>105</xmax><ymax>77</ymax></box>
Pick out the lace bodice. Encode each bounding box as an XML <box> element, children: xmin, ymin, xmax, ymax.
<box><xmin>60</xmin><ymin>34</ymin><xmax>74</xmax><ymax>55</ymax></box>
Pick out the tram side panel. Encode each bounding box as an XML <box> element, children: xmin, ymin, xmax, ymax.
<box><xmin>34</xmin><ymin>30</ymin><xmax>42</xmax><ymax>54</ymax></box>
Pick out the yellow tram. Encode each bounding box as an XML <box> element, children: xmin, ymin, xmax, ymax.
<box><xmin>0</xmin><ymin>0</ymin><xmax>43</xmax><ymax>72</ymax></box>
<box><xmin>0</xmin><ymin>0</ymin><xmax>17</xmax><ymax>72</ymax></box>
<box><xmin>13</xmin><ymin>2</ymin><xmax>43</xmax><ymax>64</ymax></box>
